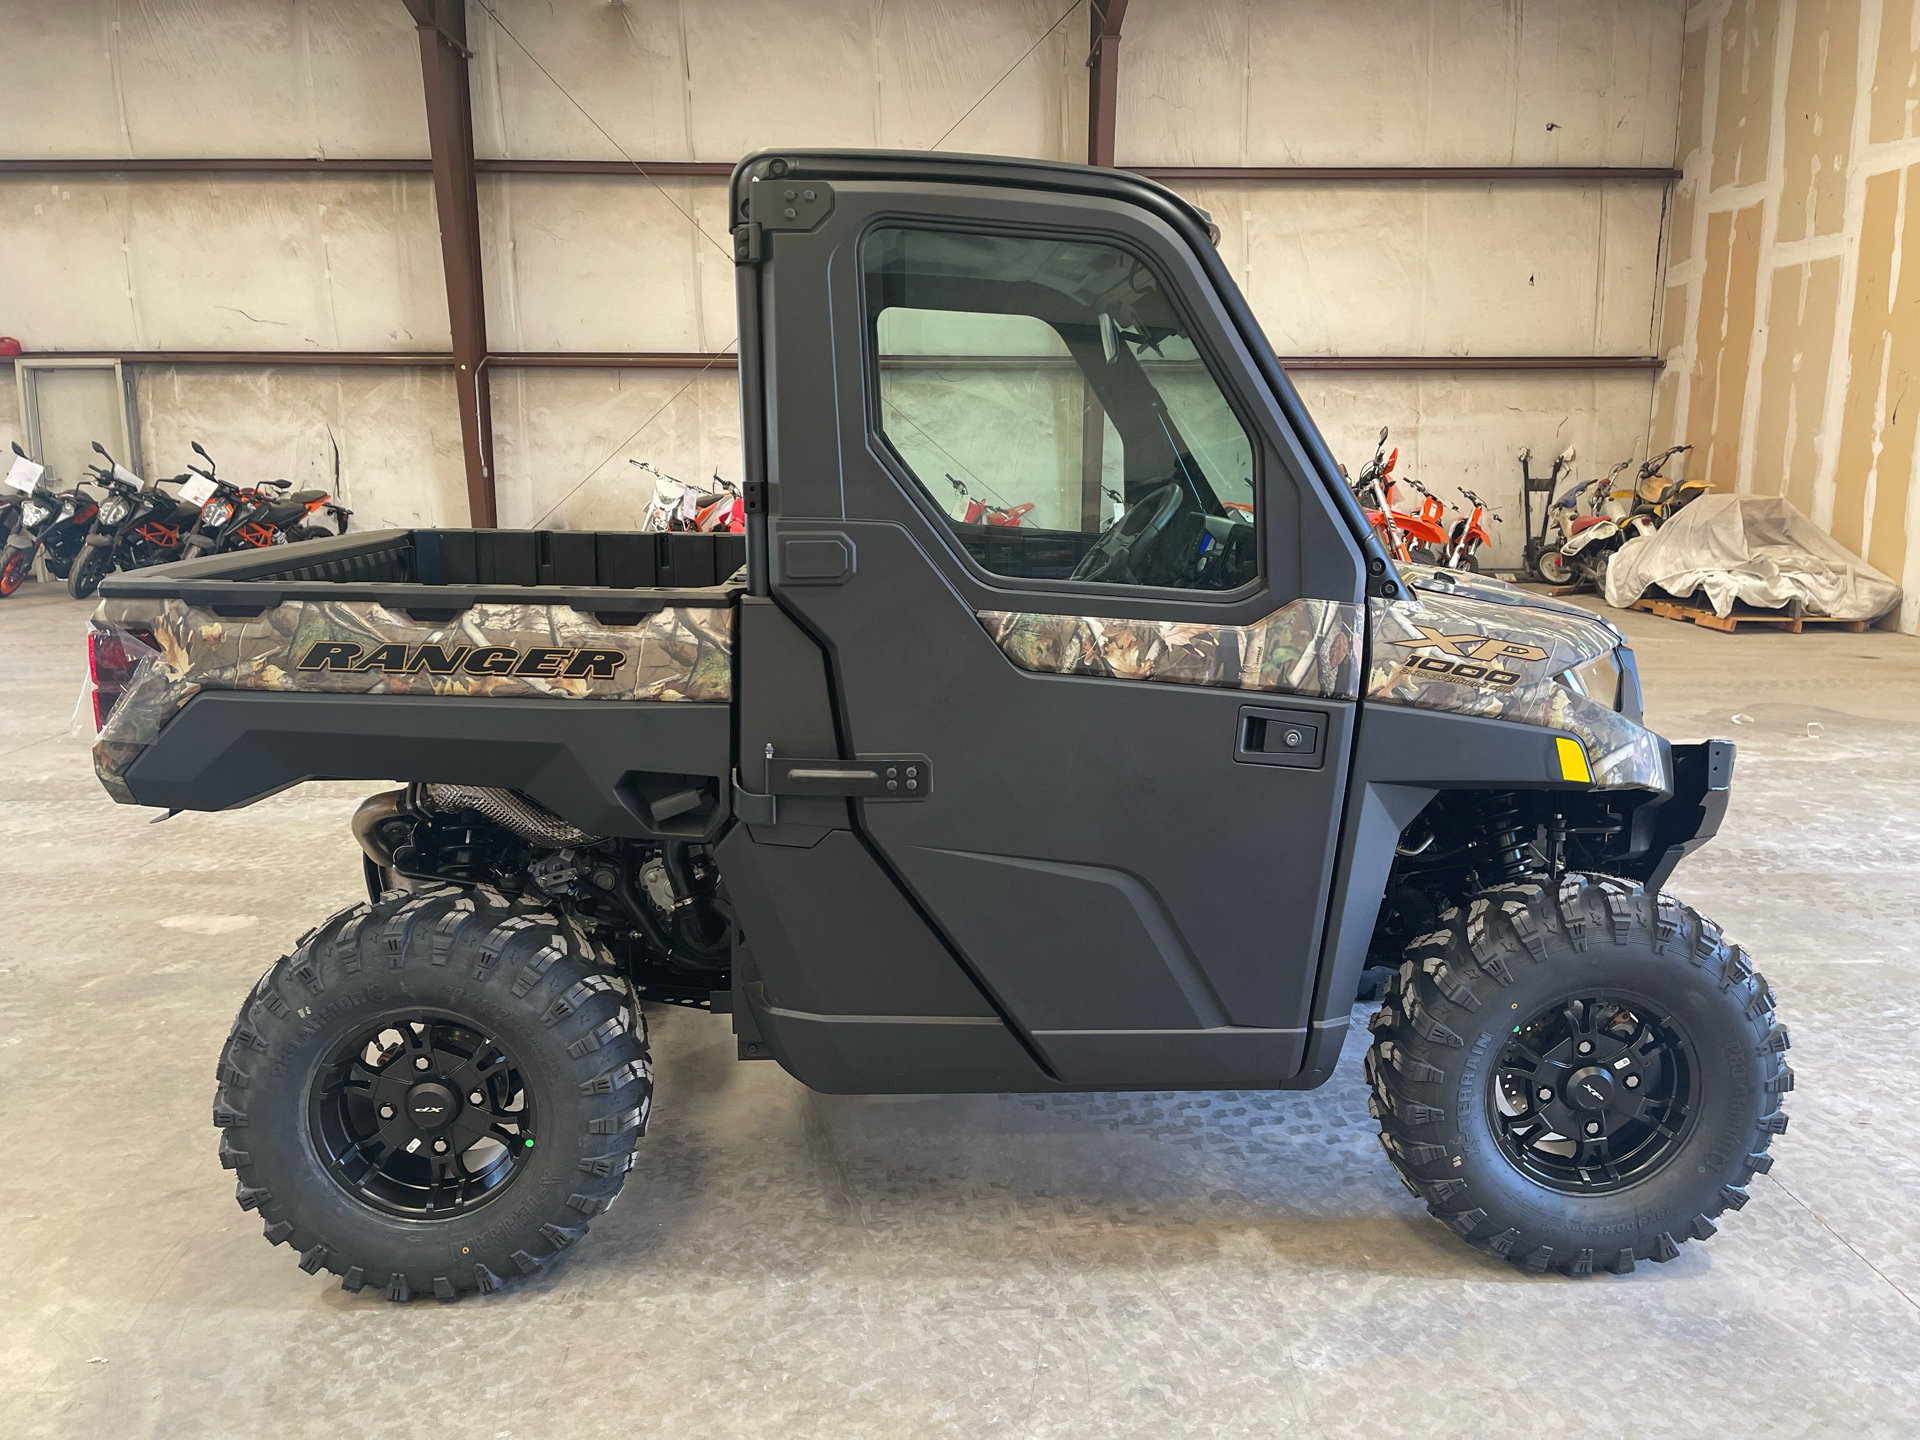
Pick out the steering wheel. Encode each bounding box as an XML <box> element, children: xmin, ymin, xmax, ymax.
<box><xmin>1069</xmin><ymin>480</ymin><xmax>1186</xmax><ymax>585</ymax></box>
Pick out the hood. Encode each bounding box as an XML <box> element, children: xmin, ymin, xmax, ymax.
<box><xmin>1367</xmin><ymin>567</ymin><xmax>1665</xmax><ymax>793</ymax></box>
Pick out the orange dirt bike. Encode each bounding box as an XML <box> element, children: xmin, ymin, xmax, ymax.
<box><xmin>632</xmin><ymin>462</ymin><xmax>746</xmax><ymax>534</ymax></box>
<box><xmin>945</xmin><ymin>473</ymin><xmax>1035</xmax><ymax>527</ymax></box>
<box><xmin>1345</xmin><ymin>426</ymin><xmax>1449</xmax><ymax>564</ymax></box>
<box><xmin>1441</xmin><ymin>487</ymin><xmax>1503</xmax><ymax>571</ymax></box>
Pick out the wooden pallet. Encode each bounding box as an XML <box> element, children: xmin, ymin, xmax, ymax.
<box><xmin>1627</xmin><ymin>594</ymin><xmax>1867</xmax><ymax>634</ymax></box>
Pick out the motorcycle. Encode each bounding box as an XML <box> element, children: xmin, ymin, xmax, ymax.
<box><xmin>1628</xmin><ymin>444</ymin><xmax>1707</xmax><ymax>530</ymax></box>
<box><xmin>631</xmin><ymin>461</ymin><xmax>746</xmax><ymax>534</ymax></box>
<box><xmin>1442</xmin><ymin>487</ymin><xmax>1502</xmax><ymax>571</ymax></box>
<box><xmin>66</xmin><ymin>442</ymin><xmax>202</xmax><ymax>599</ymax></box>
<box><xmin>177</xmin><ymin>442</ymin><xmax>351</xmax><ymax>556</ymax></box>
<box><xmin>1553</xmin><ymin>445</ymin><xmax>1694</xmax><ymax>590</ymax></box>
<box><xmin>1346</xmin><ymin>426</ymin><xmax>1448</xmax><ymax>564</ymax></box>
<box><xmin>945</xmin><ymin>474</ymin><xmax>1035</xmax><ymax>528</ymax></box>
<box><xmin>2</xmin><ymin>442</ymin><xmax>99</xmax><ymax>595</ymax></box>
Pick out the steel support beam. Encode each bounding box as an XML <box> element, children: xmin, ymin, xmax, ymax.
<box><xmin>406</xmin><ymin>0</ymin><xmax>496</xmax><ymax>527</ymax></box>
<box><xmin>0</xmin><ymin>157</ymin><xmax>1680</xmax><ymax>183</ymax></box>
<box><xmin>1085</xmin><ymin>0</ymin><xmax>1129</xmax><ymax>169</ymax></box>
<box><xmin>5</xmin><ymin>350</ymin><xmax>1660</xmax><ymax>373</ymax></box>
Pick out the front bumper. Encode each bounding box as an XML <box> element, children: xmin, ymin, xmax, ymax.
<box><xmin>1627</xmin><ymin>738</ymin><xmax>1735</xmax><ymax>890</ymax></box>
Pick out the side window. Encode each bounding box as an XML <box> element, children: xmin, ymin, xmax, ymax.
<box><xmin>865</xmin><ymin>227</ymin><xmax>1258</xmax><ymax>591</ymax></box>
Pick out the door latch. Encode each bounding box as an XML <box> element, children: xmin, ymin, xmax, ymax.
<box><xmin>769</xmin><ymin>754</ymin><xmax>931</xmax><ymax>800</ymax></box>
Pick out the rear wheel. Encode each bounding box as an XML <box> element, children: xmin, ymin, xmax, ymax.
<box><xmin>213</xmin><ymin>889</ymin><xmax>651</xmax><ymax>1300</ymax></box>
<box><xmin>67</xmin><ymin>543</ymin><xmax>113</xmax><ymax>600</ymax></box>
<box><xmin>1366</xmin><ymin>874</ymin><xmax>1789</xmax><ymax>1275</ymax></box>
<box><xmin>0</xmin><ymin>546</ymin><xmax>30</xmax><ymax>596</ymax></box>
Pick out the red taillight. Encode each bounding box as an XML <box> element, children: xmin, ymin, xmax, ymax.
<box><xmin>87</xmin><ymin>626</ymin><xmax>153</xmax><ymax>733</ymax></box>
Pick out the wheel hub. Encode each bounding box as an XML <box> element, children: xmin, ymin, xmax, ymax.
<box><xmin>1565</xmin><ymin>1065</ymin><xmax>1615</xmax><ymax>1111</ymax></box>
<box><xmin>405</xmin><ymin>1081</ymin><xmax>459</xmax><ymax>1131</ymax></box>
<box><xmin>1489</xmin><ymin>994</ymin><xmax>1696</xmax><ymax>1194</ymax></box>
<box><xmin>308</xmin><ymin>1014</ymin><xmax>536</xmax><ymax>1219</ymax></box>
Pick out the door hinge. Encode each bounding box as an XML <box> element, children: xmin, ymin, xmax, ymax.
<box><xmin>732</xmin><ymin>175</ymin><xmax>836</xmax><ymax>266</ymax></box>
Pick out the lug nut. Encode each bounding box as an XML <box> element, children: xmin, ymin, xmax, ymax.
<box><xmin>414</xmin><ymin>1056</ymin><xmax>430</xmax><ymax>1070</ymax></box>
<box><xmin>1537</xmin><ymin>1088</ymin><xmax>1553</xmax><ymax>1101</ymax></box>
<box><xmin>1585</xmin><ymin>1121</ymin><xmax>1601</xmax><ymax>1135</ymax></box>
<box><xmin>1624</xmin><ymin>1075</ymin><xmax>1640</xmax><ymax>1089</ymax></box>
<box><xmin>470</xmin><ymin>1090</ymin><xmax>485</xmax><ymax>1105</ymax></box>
<box><xmin>378</xmin><ymin>1104</ymin><xmax>395</xmax><ymax>1120</ymax></box>
<box><xmin>1577</xmin><ymin>1041</ymin><xmax>1593</xmax><ymax>1055</ymax></box>
<box><xmin>432</xmin><ymin>1138</ymin><xmax>449</xmax><ymax>1154</ymax></box>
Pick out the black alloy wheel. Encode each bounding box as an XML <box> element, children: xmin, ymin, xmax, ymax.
<box><xmin>309</xmin><ymin>1013</ymin><xmax>537</xmax><ymax>1219</ymax></box>
<box><xmin>1489</xmin><ymin>992</ymin><xmax>1695</xmax><ymax>1195</ymax></box>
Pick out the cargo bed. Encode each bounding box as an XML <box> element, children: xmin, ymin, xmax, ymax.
<box><xmin>96</xmin><ymin>526</ymin><xmax>748</xmax><ymax>615</ymax></box>
<box><xmin>89</xmin><ymin>528</ymin><xmax>743</xmax><ymax>839</ymax></box>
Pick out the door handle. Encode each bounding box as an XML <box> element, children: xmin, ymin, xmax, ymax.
<box><xmin>1234</xmin><ymin>706</ymin><xmax>1326</xmax><ymax>769</ymax></box>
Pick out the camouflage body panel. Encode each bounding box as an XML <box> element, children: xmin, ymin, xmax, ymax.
<box><xmin>90</xmin><ymin>596</ymin><xmax>733</xmax><ymax>802</ymax></box>
<box><xmin>1368</xmin><ymin>571</ymin><xmax>1666</xmax><ymax>792</ymax></box>
<box><xmin>977</xmin><ymin>598</ymin><xmax>1363</xmax><ymax>700</ymax></box>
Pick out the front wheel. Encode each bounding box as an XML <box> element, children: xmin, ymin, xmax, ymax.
<box><xmin>1534</xmin><ymin>549</ymin><xmax>1574</xmax><ymax>585</ymax></box>
<box><xmin>68</xmin><ymin>543</ymin><xmax>114</xmax><ymax>600</ymax></box>
<box><xmin>0</xmin><ymin>545</ymin><xmax>31</xmax><ymax>596</ymax></box>
<box><xmin>213</xmin><ymin>889</ymin><xmax>652</xmax><ymax>1301</ymax></box>
<box><xmin>1366</xmin><ymin>874</ymin><xmax>1789</xmax><ymax>1275</ymax></box>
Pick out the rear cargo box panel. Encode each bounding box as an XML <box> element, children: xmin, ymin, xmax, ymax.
<box><xmin>91</xmin><ymin>595</ymin><xmax>733</xmax><ymax>801</ymax></box>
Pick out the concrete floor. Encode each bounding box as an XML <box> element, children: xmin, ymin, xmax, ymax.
<box><xmin>3</xmin><ymin>578</ymin><xmax>1917</xmax><ymax>1439</ymax></box>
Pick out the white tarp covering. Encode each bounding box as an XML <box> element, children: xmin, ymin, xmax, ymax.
<box><xmin>1605</xmin><ymin>494</ymin><xmax>1901</xmax><ymax>622</ymax></box>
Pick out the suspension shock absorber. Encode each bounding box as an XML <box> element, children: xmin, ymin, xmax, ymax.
<box><xmin>1476</xmin><ymin>792</ymin><xmax>1546</xmax><ymax>884</ymax></box>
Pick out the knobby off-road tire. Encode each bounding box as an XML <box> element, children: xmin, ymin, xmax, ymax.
<box><xmin>1366</xmin><ymin>872</ymin><xmax>1791</xmax><ymax>1276</ymax></box>
<box><xmin>213</xmin><ymin>887</ymin><xmax>651</xmax><ymax>1301</ymax></box>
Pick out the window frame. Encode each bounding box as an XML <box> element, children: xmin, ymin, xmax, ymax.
<box><xmin>858</xmin><ymin>216</ymin><xmax>1268</xmax><ymax>606</ymax></box>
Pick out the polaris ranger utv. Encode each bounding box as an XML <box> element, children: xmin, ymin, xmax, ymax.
<box><xmin>86</xmin><ymin>151</ymin><xmax>1788</xmax><ymax>1300</ymax></box>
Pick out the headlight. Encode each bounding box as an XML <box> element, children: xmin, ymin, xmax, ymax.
<box><xmin>1557</xmin><ymin>649</ymin><xmax>1623</xmax><ymax>710</ymax></box>
<box><xmin>203</xmin><ymin>501</ymin><xmax>233</xmax><ymax>526</ymax></box>
<box><xmin>21</xmin><ymin>500</ymin><xmax>51</xmax><ymax>526</ymax></box>
<box><xmin>100</xmin><ymin>498</ymin><xmax>133</xmax><ymax>525</ymax></box>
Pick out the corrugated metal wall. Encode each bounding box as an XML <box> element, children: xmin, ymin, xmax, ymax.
<box><xmin>0</xmin><ymin>0</ymin><xmax>1686</xmax><ymax>570</ymax></box>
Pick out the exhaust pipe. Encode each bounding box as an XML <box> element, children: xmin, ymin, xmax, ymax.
<box><xmin>420</xmin><ymin>784</ymin><xmax>600</xmax><ymax>848</ymax></box>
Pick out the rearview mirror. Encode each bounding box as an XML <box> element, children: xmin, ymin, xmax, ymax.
<box><xmin>192</xmin><ymin>441</ymin><xmax>210</xmax><ymax>459</ymax></box>
<box><xmin>92</xmin><ymin>441</ymin><xmax>108</xmax><ymax>457</ymax></box>
<box><xmin>1378</xmin><ymin>425</ymin><xmax>1389</xmax><ymax>443</ymax></box>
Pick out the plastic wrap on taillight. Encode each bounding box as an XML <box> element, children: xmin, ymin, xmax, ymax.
<box><xmin>87</xmin><ymin>625</ymin><xmax>153</xmax><ymax>732</ymax></box>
